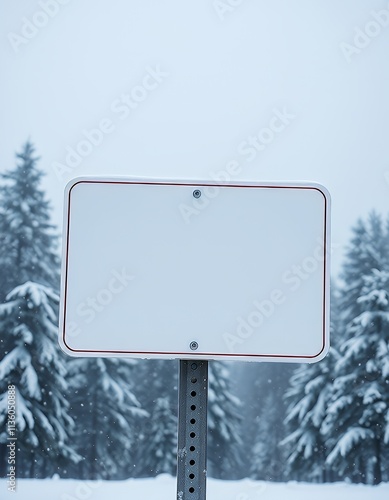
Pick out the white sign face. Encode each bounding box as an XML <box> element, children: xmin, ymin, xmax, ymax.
<box><xmin>59</xmin><ymin>178</ymin><xmax>330</xmax><ymax>363</ymax></box>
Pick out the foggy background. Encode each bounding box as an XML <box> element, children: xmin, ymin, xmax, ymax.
<box><xmin>1</xmin><ymin>0</ymin><xmax>388</xmax><ymax>275</ymax></box>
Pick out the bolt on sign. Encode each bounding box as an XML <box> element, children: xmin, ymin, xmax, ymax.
<box><xmin>59</xmin><ymin>178</ymin><xmax>330</xmax><ymax>363</ymax></box>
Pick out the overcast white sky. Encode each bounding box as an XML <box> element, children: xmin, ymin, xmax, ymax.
<box><xmin>1</xmin><ymin>0</ymin><xmax>389</xmax><ymax>277</ymax></box>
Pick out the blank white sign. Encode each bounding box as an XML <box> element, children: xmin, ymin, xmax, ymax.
<box><xmin>59</xmin><ymin>178</ymin><xmax>330</xmax><ymax>363</ymax></box>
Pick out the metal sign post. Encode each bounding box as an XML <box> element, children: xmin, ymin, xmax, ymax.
<box><xmin>177</xmin><ymin>360</ymin><xmax>208</xmax><ymax>500</ymax></box>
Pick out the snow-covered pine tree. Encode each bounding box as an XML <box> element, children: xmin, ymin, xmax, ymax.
<box><xmin>315</xmin><ymin>212</ymin><xmax>389</xmax><ymax>484</ymax></box>
<box><xmin>248</xmin><ymin>363</ymin><xmax>295</xmax><ymax>482</ymax></box>
<box><xmin>0</xmin><ymin>141</ymin><xmax>59</xmax><ymax>300</ymax></box>
<box><xmin>0</xmin><ymin>282</ymin><xmax>79</xmax><ymax>477</ymax></box>
<box><xmin>131</xmin><ymin>359</ymin><xmax>178</xmax><ymax>477</ymax></box>
<box><xmin>0</xmin><ymin>143</ymin><xmax>72</xmax><ymax>477</ymax></box>
<box><xmin>281</xmin><ymin>349</ymin><xmax>339</xmax><ymax>482</ymax></box>
<box><xmin>249</xmin><ymin>391</ymin><xmax>287</xmax><ymax>482</ymax></box>
<box><xmin>207</xmin><ymin>361</ymin><xmax>243</xmax><ymax>479</ymax></box>
<box><xmin>322</xmin><ymin>269</ymin><xmax>389</xmax><ymax>485</ymax></box>
<box><xmin>340</xmin><ymin>212</ymin><xmax>387</xmax><ymax>321</ymax></box>
<box><xmin>138</xmin><ymin>396</ymin><xmax>177</xmax><ymax>477</ymax></box>
<box><xmin>67</xmin><ymin>357</ymin><xmax>148</xmax><ymax>480</ymax></box>
<box><xmin>281</xmin><ymin>285</ymin><xmax>342</xmax><ymax>483</ymax></box>
<box><xmin>233</xmin><ymin>361</ymin><xmax>293</xmax><ymax>480</ymax></box>
<box><xmin>132</xmin><ymin>359</ymin><xmax>177</xmax><ymax>413</ymax></box>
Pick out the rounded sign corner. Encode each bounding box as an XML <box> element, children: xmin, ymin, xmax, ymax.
<box><xmin>310</xmin><ymin>182</ymin><xmax>331</xmax><ymax>206</ymax></box>
<box><xmin>64</xmin><ymin>177</ymin><xmax>90</xmax><ymax>196</ymax></box>
<box><xmin>306</xmin><ymin>341</ymin><xmax>330</xmax><ymax>364</ymax></box>
<box><xmin>58</xmin><ymin>333</ymin><xmax>79</xmax><ymax>358</ymax></box>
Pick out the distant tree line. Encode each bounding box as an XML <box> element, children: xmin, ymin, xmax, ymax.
<box><xmin>0</xmin><ymin>141</ymin><xmax>388</xmax><ymax>485</ymax></box>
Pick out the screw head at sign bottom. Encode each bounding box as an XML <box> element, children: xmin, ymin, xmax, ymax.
<box><xmin>190</xmin><ymin>341</ymin><xmax>199</xmax><ymax>350</ymax></box>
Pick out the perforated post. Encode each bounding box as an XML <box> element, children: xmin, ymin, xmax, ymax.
<box><xmin>177</xmin><ymin>360</ymin><xmax>208</xmax><ymax>500</ymax></box>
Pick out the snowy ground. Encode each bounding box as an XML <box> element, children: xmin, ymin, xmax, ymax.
<box><xmin>1</xmin><ymin>475</ymin><xmax>388</xmax><ymax>499</ymax></box>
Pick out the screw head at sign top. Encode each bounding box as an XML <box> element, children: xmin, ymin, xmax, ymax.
<box><xmin>190</xmin><ymin>341</ymin><xmax>199</xmax><ymax>350</ymax></box>
<box><xmin>193</xmin><ymin>189</ymin><xmax>201</xmax><ymax>199</ymax></box>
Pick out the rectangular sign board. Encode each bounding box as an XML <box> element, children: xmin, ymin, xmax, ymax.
<box><xmin>59</xmin><ymin>178</ymin><xmax>330</xmax><ymax>363</ymax></box>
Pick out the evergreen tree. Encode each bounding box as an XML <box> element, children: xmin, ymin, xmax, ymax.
<box><xmin>281</xmin><ymin>348</ymin><xmax>339</xmax><ymax>482</ymax></box>
<box><xmin>250</xmin><ymin>391</ymin><xmax>287</xmax><ymax>482</ymax></box>
<box><xmin>322</xmin><ymin>269</ymin><xmax>389</xmax><ymax>485</ymax></box>
<box><xmin>251</xmin><ymin>213</ymin><xmax>389</xmax><ymax>484</ymax></box>
<box><xmin>132</xmin><ymin>359</ymin><xmax>177</xmax><ymax>413</ymax></box>
<box><xmin>0</xmin><ymin>141</ymin><xmax>59</xmax><ymax>300</ymax></box>
<box><xmin>0</xmin><ymin>282</ymin><xmax>79</xmax><ymax>477</ymax></box>
<box><xmin>249</xmin><ymin>363</ymin><xmax>294</xmax><ymax>482</ymax></box>
<box><xmin>0</xmin><ymin>141</ymin><xmax>68</xmax><ymax>477</ymax></box>
<box><xmin>67</xmin><ymin>357</ymin><xmax>148</xmax><ymax>480</ymax></box>
<box><xmin>207</xmin><ymin>361</ymin><xmax>243</xmax><ymax>479</ymax></box>
<box><xmin>340</xmin><ymin>212</ymin><xmax>387</xmax><ymax>319</ymax></box>
<box><xmin>233</xmin><ymin>361</ymin><xmax>294</xmax><ymax>480</ymax></box>
<box><xmin>317</xmin><ymin>212</ymin><xmax>389</xmax><ymax>484</ymax></box>
<box><xmin>131</xmin><ymin>359</ymin><xmax>178</xmax><ymax>477</ymax></box>
<box><xmin>281</xmin><ymin>286</ymin><xmax>342</xmax><ymax>482</ymax></box>
<box><xmin>138</xmin><ymin>397</ymin><xmax>177</xmax><ymax>476</ymax></box>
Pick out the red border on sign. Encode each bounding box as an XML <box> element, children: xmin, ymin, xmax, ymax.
<box><xmin>62</xmin><ymin>180</ymin><xmax>328</xmax><ymax>359</ymax></box>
